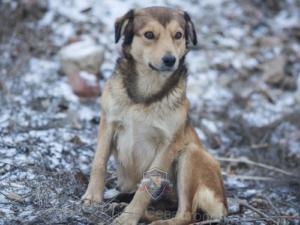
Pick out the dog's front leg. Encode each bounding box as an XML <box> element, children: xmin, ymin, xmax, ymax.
<box><xmin>81</xmin><ymin>113</ymin><xmax>114</xmax><ymax>205</ymax></box>
<box><xmin>113</xmin><ymin>145</ymin><xmax>176</xmax><ymax>225</ymax></box>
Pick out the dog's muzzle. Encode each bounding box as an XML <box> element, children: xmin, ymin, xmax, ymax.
<box><xmin>162</xmin><ymin>54</ymin><xmax>176</xmax><ymax>67</ymax></box>
<box><xmin>149</xmin><ymin>53</ymin><xmax>177</xmax><ymax>72</ymax></box>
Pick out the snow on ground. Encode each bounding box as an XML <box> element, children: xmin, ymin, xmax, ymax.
<box><xmin>0</xmin><ymin>0</ymin><xmax>300</xmax><ymax>224</ymax></box>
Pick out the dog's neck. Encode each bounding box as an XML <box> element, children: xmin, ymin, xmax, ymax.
<box><xmin>119</xmin><ymin>56</ymin><xmax>187</xmax><ymax>105</ymax></box>
<box><xmin>135</xmin><ymin>63</ymin><xmax>170</xmax><ymax>98</ymax></box>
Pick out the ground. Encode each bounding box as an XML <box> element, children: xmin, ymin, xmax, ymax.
<box><xmin>0</xmin><ymin>0</ymin><xmax>300</xmax><ymax>225</ymax></box>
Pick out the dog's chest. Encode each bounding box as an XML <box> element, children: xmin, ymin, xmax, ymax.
<box><xmin>115</xmin><ymin>113</ymin><xmax>161</xmax><ymax>169</ymax></box>
<box><xmin>107</xmin><ymin>99</ymin><xmax>180</xmax><ymax>170</ymax></box>
<box><xmin>114</xmin><ymin>107</ymin><xmax>167</xmax><ymax>154</ymax></box>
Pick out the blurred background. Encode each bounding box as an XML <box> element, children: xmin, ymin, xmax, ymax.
<box><xmin>0</xmin><ymin>0</ymin><xmax>299</xmax><ymax>224</ymax></box>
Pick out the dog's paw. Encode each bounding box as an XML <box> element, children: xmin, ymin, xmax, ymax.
<box><xmin>113</xmin><ymin>213</ymin><xmax>139</xmax><ymax>225</ymax></box>
<box><xmin>81</xmin><ymin>189</ymin><xmax>102</xmax><ymax>206</ymax></box>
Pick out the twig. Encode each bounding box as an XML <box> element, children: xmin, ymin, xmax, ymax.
<box><xmin>191</xmin><ymin>215</ymin><xmax>300</xmax><ymax>225</ymax></box>
<box><xmin>191</xmin><ymin>219</ymin><xmax>220</xmax><ymax>225</ymax></box>
<box><xmin>0</xmin><ymin>191</ymin><xmax>24</xmax><ymax>203</ymax></box>
<box><xmin>263</xmin><ymin>196</ymin><xmax>280</xmax><ymax>215</ymax></box>
<box><xmin>105</xmin><ymin>174</ymin><xmax>117</xmax><ymax>182</ymax></box>
<box><xmin>238</xmin><ymin>199</ymin><xmax>279</xmax><ymax>225</ymax></box>
<box><xmin>250</xmin><ymin>143</ymin><xmax>270</xmax><ymax>149</ymax></box>
<box><xmin>227</xmin><ymin>216</ymin><xmax>297</xmax><ymax>223</ymax></box>
<box><xmin>216</xmin><ymin>157</ymin><xmax>295</xmax><ymax>177</ymax></box>
<box><xmin>222</xmin><ymin>172</ymin><xmax>276</xmax><ymax>181</ymax></box>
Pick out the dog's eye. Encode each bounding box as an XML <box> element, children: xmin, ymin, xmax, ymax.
<box><xmin>144</xmin><ymin>31</ymin><xmax>155</xmax><ymax>39</ymax></box>
<box><xmin>175</xmin><ymin>32</ymin><xmax>182</xmax><ymax>39</ymax></box>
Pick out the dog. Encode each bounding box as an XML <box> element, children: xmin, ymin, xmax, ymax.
<box><xmin>81</xmin><ymin>6</ymin><xmax>227</xmax><ymax>225</ymax></box>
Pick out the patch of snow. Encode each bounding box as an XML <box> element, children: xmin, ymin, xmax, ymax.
<box><xmin>195</xmin><ymin>128</ymin><xmax>206</xmax><ymax>141</ymax></box>
<box><xmin>225</xmin><ymin>176</ymin><xmax>247</xmax><ymax>188</ymax></box>
<box><xmin>244</xmin><ymin>58</ymin><xmax>258</xmax><ymax>69</ymax></box>
<box><xmin>54</xmin><ymin>22</ymin><xmax>75</xmax><ymax>42</ymax></box>
<box><xmin>39</xmin><ymin>10</ymin><xmax>55</xmax><ymax>27</ymax></box>
<box><xmin>59</xmin><ymin>40</ymin><xmax>103</xmax><ymax>62</ymax></box>
<box><xmin>228</xmin><ymin>26</ymin><xmax>245</xmax><ymax>39</ymax></box>
<box><xmin>242</xmin><ymin>93</ymin><xmax>296</xmax><ymax>128</ymax></box>
<box><xmin>53</xmin><ymin>81</ymin><xmax>79</xmax><ymax>103</ymax></box>
<box><xmin>79</xmin><ymin>71</ymin><xmax>98</xmax><ymax>86</ymax></box>
<box><xmin>201</xmin><ymin>119</ymin><xmax>218</xmax><ymax>133</ymax></box>
<box><xmin>49</xmin><ymin>1</ymin><xmax>88</xmax><ymax>22</ymax></box>
<box><xmin>274</xmin><ymin>10</ymin><xmax>300</xmax><ymax>29</ymax></box>
<box><xmin>78</xmin><ymin>106</ymin><xmax>95</xmax><ymax>121</ymax></box>
<box><xmin>214</xmin><ymin>35</ymin><xmax>239</xmax><ymax>48</ymax></box>
<box><xmin>104</xmin><ymin>188</ymin><xmax>120</xmax><ymax>199</ymax></box>
<box><xmin>243</xmin><ymin>189</ymin><xmax>257</xmax><ymax>198</ymax></box>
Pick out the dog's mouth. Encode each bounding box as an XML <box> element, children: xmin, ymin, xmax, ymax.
<box><xmin>149</xmin><ymin>63</ymin><xmax>174</xmax><ymax>72</ymax></box>
<box><xmin>149</xmin><ymin>63</ymin><xmax>160</xmax><ymax>71</ymax></box>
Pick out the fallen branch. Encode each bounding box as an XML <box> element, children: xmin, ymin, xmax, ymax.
<box><xmin>216</xmin><ymin>157</ymin><xmax>296</xmax><ymax>177</ymax></box>
<box><xmin>250</xmin><ymin>143</ymin><xmax>270</xmax><ymax>149</ymax></box>
<box><xmin>0</xmin><ymin>191</ymin><xmax>24</xmax><ymax>203</ymax></box>
<box><xmin>191</xmin><ymin>215</ymin><xmax>300</xmax><ymax>225</ymax></box>
<box><xmin>191</xmin><ymin>219</ymin><xmax>220</xmax><ymax>225</ymax></box>
<box><xmin>262</xmin><ymin>196</ymin><xmax>280</xmax><ymax>215</ymax></box>
<box><xmin>239</xmin><ymin>199</ymin><xmax>279</xmax><ymax>225</ymax></box>
<box><xmin>222</xmin><ymin>172</ymin><xmax>276</xmax><ymax>181</ymax></box>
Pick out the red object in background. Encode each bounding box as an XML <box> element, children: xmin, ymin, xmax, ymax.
<box><xmin>67</xmin><ymin>70</ymin><xmax>100</xmax><ymax>98</ymax></box>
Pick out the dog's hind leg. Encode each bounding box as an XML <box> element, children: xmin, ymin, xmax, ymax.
<box><xmin>186</xmin><ymin>143</ymin><xmax>227</xmax><ymax>219</ymax></box>
<box><xmin>150</xmin><ymin>143</ymin><xmax>227</xmax><ymax>225</ymax></box>
<box><xmin>188</xmin><ymin>145</ymin><xmax>227</xmax><ymax>219</ymax></box>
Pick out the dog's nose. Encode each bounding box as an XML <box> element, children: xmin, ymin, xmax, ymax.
<box><xmin>162</xmin><ymin>54</ymin><xmax>176</xmax><ymax>67</ymax></box>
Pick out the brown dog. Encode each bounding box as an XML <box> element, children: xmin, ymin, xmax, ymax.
<box><xmin>81</xmin><ymin>7</ymin><xmax>227</xmax><ymax>225</ymax></box>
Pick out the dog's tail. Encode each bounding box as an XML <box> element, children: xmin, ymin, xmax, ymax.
<box><xmin>192</xmin><ymin>185</ymin><xmax>227</xmax><ymax>220</ymax></box>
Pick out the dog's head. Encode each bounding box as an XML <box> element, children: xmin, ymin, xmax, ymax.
<box><xmin>115</xmin><ymin>7</ymin><xmax>197</xmax><ymax>74</ymax></box>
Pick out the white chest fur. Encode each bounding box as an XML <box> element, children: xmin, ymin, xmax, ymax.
<box><xmin>109</xmin><ymin>101</ymin><xmax>180</xmax><ymax>160</ymax></box>
<box><xmin>105</xmin><ymin>90</ymin><xmax>183</xmax><ymax>191</ymax></box>
<box><xmin>100</xmin><ymin>74</ymin><xmax>186</xmax><ymax>191</ymax></box>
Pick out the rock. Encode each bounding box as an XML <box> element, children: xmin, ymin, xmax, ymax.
<box><xmin>262</xmin><ymin>55</ymin><xmax>296</xmax><ymax>90</ymax></box>
<box><xmin>59</xmin><ymin>40</ymin><xmax>104</xmax><ymax>97</ymax></box>
<box><xmin>255</xmin><ymin>36</ymin><xmax>282</xmax><ymax>47</ymax></box>
<box><xmin>59</xmin><ymin>40</ymin><xmax>104</xmax><ymax>76</ymax></box>
<box><xmin>67</xmin><ymin>70</ymin><xmax>100</xmax><ymax>97</ymax></box>
<box><xmin>263</xmin><ymin>55</ymin><xmax>285</xmax><ymax>83</ymax></box>
<box><xmin>6</xmin><ymin>192</ymin><xmax>24</xmax><ymax>203</ymax></box>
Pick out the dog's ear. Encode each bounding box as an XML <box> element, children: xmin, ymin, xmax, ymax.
<box><xmin>115</xmin><ymin>9</ymin><xmax>135</xmax><ymax>44</ymax></box>
<box><xmin>183</xmin><ymin>11</ymin><xmax>197</xmax><ymax>46</ymax></box>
